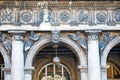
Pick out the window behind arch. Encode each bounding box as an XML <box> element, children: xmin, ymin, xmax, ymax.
<box><xmin>38</xmin><ymin>63</ymin><xmax>71</xmax><ymax>80</ymax></box>
<box><xmin>107</xmin><ymin>63</ymin><xmax>120</xmax><ymax>79</ymax></box>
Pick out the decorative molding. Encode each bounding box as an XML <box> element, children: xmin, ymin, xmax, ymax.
<box><xmin>0</xmin><ymin>7</ymin><xmax>119</xmax><ymax>26</ymax></box>
<box><xmin>96</xmin><ymin>12</ymin><xmax>107</xmax><ymax>23</ymax></box>
<box><xmin>0</xmin><ymin>32</ymin><xmax>12</xmax><ymax>54</ymax></box>
<box><xmin>8</xmin><ymin>30</ymin><xmax>26</xmax><ymax>41</ymax></box>
<box><xmin>78</xmin><ymin>10</ymin><xmax>89</xmax><ymax>23</ymax></box>
<box><xmin>99</xmin><ymin>32</ymin><xmax>115</xmax><ymax>51</ymax></box>
<box><xmin>20</xmin><ymin>11</ymin><xmax>33</xmax><ymax>23</ymax></box>
<box><xmin>0</xmin><ymin>8</ymin><xmax>15</xmax><ymax>24</ymax></box>
<box><xmin>68</xmin><ymin>31</ymin><xmax>87</xmax><ymax>50</ymax></box>
<box><xmin>59</xmin><ymin>11</ymin><xmax>71</xmax><ymax>23</ymax></box>
<box><xmin>114</xmin><ymin>10</ymin><xmax>120</xmax><ymax>23</ymax></box>
<box><xmin>12</xmin><ymin>35</ymin><xmax>24</xmax><ymax>41</ymax></box>
<box><xmin>24</xmin><ymin>31</ymin><xmax>42</xmax><ymax>53</ymax></box>
<box><xmin>51</xmin><ymin>30</ymin><xmax>60</xmax><ymax>43</ymax></box>
<box><xmin>86</xmin><ymin>29</ymin><xmax>101</xmax><ymax>40</ymax></box>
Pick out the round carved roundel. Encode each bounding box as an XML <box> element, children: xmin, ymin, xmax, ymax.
<box><xmin>21</xmin><ymin>12</ymin><xmax>32</xmax><ymax>22</ymax></box>
<box><xmin>96</xmin><ymin>12</ymin><xmax>107</xmax><ymax>22</ymax></box>
<box><xmin>59</xmin><ymin>11</ymin><xmax>71</xmax><ymax>22</ymax></box>
<box><xmin>115</xmin><ymin>10</ymin><xmax>120</xmax><ymax>22</ymax></box>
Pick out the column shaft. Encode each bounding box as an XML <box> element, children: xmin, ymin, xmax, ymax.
<box><xmin>11</xmin><ymin>35</ymin><xmax>24</xmax><ymax>80</ymax></box>
<box><xmin>87</xmin><ymin>32</ymin><xmax>101</xmax><ymax>80</ymax></box>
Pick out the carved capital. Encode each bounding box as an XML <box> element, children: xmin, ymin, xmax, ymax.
<box><xmin>8</xmin><ymin>30</ymin><xmax>26</xmax><ymax>41</ymax></box>
<box><xmin>12</xmin><ymin>35</ymin><xmax>24</xmax><ymax>41</ymax></box>
<box><xmin>86</xmin><ymin>29</ymin><xmax>101</xmax><ymax>40</ymax></box>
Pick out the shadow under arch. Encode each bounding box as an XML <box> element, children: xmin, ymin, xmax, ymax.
<box><xmin>25</xmin><ymin>36</ymin><xmax>87</xmax><ymax>67</ymax></box>
<box><xmin>101</xmin><ymin>36</ymin><xmax>120</xmax><ymax>66</ymax></box>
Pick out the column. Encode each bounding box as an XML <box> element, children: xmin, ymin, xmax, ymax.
<box><xmin>25</xmin><ymin>67</ymin><xmax>34</xmax><ymax>80</ymax></box>
<box><xmin>10</xmin><ymin>32</ymin><xmax>25</xmax><ymax>80</ymax></box>
<box><xmin>78</xmin><ymin>65</ymin><xmax>88</xmax><ymax>80</ymax></box>
<box><xmin>86</xmin><ymin>30</ymin><xmax>101</xmax><ymax>80</ymax></box>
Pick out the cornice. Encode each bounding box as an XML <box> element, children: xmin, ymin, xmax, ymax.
<box><xmin>0</xmin><ymin>1</ymin><xmax>120</xmax><ymax>8</ymax></box>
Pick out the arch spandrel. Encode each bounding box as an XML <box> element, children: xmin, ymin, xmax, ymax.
<box><xmin>101</xmin><ymin>36</ymin><xmax>120</xmax><ymax>66</ymax></box>
<box><xmin>25</xmin><ymin>36</ymin><xmax>87</xmax><ymax>67</ymax></box>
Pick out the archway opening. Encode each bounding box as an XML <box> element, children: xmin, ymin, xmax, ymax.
<box><xmin>0</xmin><ymin>53</ymin><xmax>4</xmax><ymax>80</ymax></box>
<box><xmin>107</xmin><ymin>43</ymin><xmax>120</xmax><ymax>80</ymax></box>
<box><xmin>32</xmin><ymin>42</ymin><xmax>80</xmax><ymax>80</ymax></box>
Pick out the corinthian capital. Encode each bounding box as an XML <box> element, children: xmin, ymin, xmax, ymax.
<box><xmin>86</xmin><ymin>29</ymin><xmax>101</xmax><ymax>40</ymax></box>
<box><xmin>8</xmin><ymin>30</ymin><xmax>26</xmax><ymax>41</ymax></box>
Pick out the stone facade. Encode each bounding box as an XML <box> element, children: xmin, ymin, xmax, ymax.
<box><xmin>0</xmin><ymin>1</ymin><xmax>119</xmax><ymax>80</ymax></box>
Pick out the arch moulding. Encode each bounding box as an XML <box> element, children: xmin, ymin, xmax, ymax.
<box><xmin>25</xmin><ymin>36</ymin><xmax>87</xmax><ymax>67</ymax></box>
<box><xmin>0</xmin><ymin>43</ymin><xmax>11</xmax><ymax>68</ymax></box>
<box><xmin>101</xmin><ymin>36</ymin><xmax>120</xmax><ymax>66</ymax></box>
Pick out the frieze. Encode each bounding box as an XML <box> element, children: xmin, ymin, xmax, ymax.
<box><xmin>0</xmin><ymin>7</ymin><xmax>120</xmax><ymax>26</ymax></box>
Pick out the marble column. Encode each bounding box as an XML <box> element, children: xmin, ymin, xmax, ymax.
<box><xmin>25</xmin><ymin>67</ymin><xmax>34</xmax><ymax>80</ymax></box>
<box><xmin>11</xmin><ymin>33</ymin><xmax>25</xmax><ymax>80</ymax></box>
<box><xmin>86</xmin><ymin>30</ymin><xmax>101</xmax><ymax>80</ymax></box>
<box><xmin>78</xmin><ymin>65</ymin><xmax>88</xmax><ymax>80</ymax></box>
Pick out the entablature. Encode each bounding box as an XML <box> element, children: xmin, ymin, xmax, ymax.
<box><xmin>0</xmin><ymin>1</ymin><xmax>120</xmax><ymax>31</ymax></box>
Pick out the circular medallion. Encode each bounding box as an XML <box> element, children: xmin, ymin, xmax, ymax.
<box><xmin>96</xmin><ymin>12</ymin><xmax>106</xmax><ymax>22</ymax></box>
<box><xmin>21</xmin><ymin>12</ymin><xmax>32</xmax><ymax>22</ymax></box>
<box><xmin>59</xmin><ymin>12</ymin><xmax>71</xmax><ymax>22</ymax></box>
<box><xmin>115</xmin><ymin>10</ymin><xmax>120</xmax><ymax>22</ymax></box>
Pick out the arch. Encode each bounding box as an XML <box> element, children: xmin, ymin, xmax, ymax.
<box><xmin>101</xmin><ymin>36</ymin><xmax>120</xmax><ymax>66</ymax></box>
<box><xmin>25</xmin><ymin>36</ymin><xmax>87</xmax><ymax>67</ymax></box>
<box><xmin>0</xmin><ymin>44</ymin><xmax>11</xmax><ymax>68</ymax></box>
